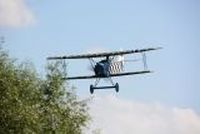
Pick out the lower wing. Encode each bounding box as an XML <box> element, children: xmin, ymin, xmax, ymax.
<box><xmin>63</xmin><ymin>70</ymin><xmax>152</xmax><ymax>80</ymax></box>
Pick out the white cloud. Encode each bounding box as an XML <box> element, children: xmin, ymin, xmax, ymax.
<box><xmin>87</xmin><ymin>95</ymin><xmax>200</xmax><ymax>134</ymax></box>
<box><xmin>0</xmin><ymin>0</ymin><xmax>35</xmax><ymax>27</ymax></box>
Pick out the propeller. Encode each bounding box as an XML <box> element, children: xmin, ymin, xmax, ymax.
<box><xmin>87</xmin><ymin>59</ymin><xmax>96</xmax><ymax>74</ymax></box>
<box><xmin>87</xmin><ymin>64</ymin><xmax>95</xmax><ymax>72</ymax></box>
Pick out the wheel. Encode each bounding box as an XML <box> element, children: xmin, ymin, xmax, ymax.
<box><xmin>115</xmin><ymin>83</ymin><xmax>119</xmax><ymax>93</ymax></box>
<box><xmin>90</xmin><ymin>85</ymin><xmax>94</xmax><ymax>94</ymax></box>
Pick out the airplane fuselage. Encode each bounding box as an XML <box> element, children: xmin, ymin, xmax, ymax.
<box><xmin>94</xmin><ymin>60</ymin><xmax>110</xmax><ymax>77</ymax></box>
<box><xmin>94</xmin><ymin>57</ymin><xmax>124</xmax><ymax>77</ymax></box>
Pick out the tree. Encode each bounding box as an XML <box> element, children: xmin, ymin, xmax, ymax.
<box><xmin>0</xmin><ymin>48</ymin><xmax>90</xmax><ymax>134</ymax></box>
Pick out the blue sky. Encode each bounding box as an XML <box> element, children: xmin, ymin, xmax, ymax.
<box><xmin>0</xmin><ymin>0</ymin><xmax>200</xmax><ymax>113</ymax></box>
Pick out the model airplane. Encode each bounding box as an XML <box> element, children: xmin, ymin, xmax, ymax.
<box><xmin>47</xmin><ymin>47</ymin><xmax>162</xmax><ymax>94</ymax></box>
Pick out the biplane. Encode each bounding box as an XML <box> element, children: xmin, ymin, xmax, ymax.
<box><xmin>47</xmin><ymin>47</ymin><xmax>161</xmax><ymax>94</ymax></box>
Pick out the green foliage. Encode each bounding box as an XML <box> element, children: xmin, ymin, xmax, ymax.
<box><xmin>0</xmin><ymin>48</ymin><xmax>90</xmax><ymax>134</ymax></box>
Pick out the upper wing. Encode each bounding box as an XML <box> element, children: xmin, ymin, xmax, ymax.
<box><xmin>63</xmin><ymin>70</ymin><xmax>152</xmax><ymax>80</ymax></box>
<box><xmin>47</xmin><ymin>47</ymin><xmax>162</xmax><ymax>60</ymax></box>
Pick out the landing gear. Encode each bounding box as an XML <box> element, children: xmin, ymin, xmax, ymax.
<box><xmin>115</xmin><ymin>83</ymin><xmax>119</xmax><ymax>93</ymax></box>
<box><xmin>89</xmin><ymin>83</ymin><xmax>119</xmax><ymax>94</ymax></box>
<box><xmin>90</xmin><ymin>85</ymin><xmax>94</xmax><ymax>94</ymax></box>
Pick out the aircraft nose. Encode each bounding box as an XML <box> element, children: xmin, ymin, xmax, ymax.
<box><xmin>94</xmin><ymin>63</ymin><xmax>105</xmax><ymax>76</ymax></box>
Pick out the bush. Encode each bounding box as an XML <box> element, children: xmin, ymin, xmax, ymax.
<box><xmin>0</xmin><ymin>48</ymin><xmax>90</xmax><ymax>134</ymax></box>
